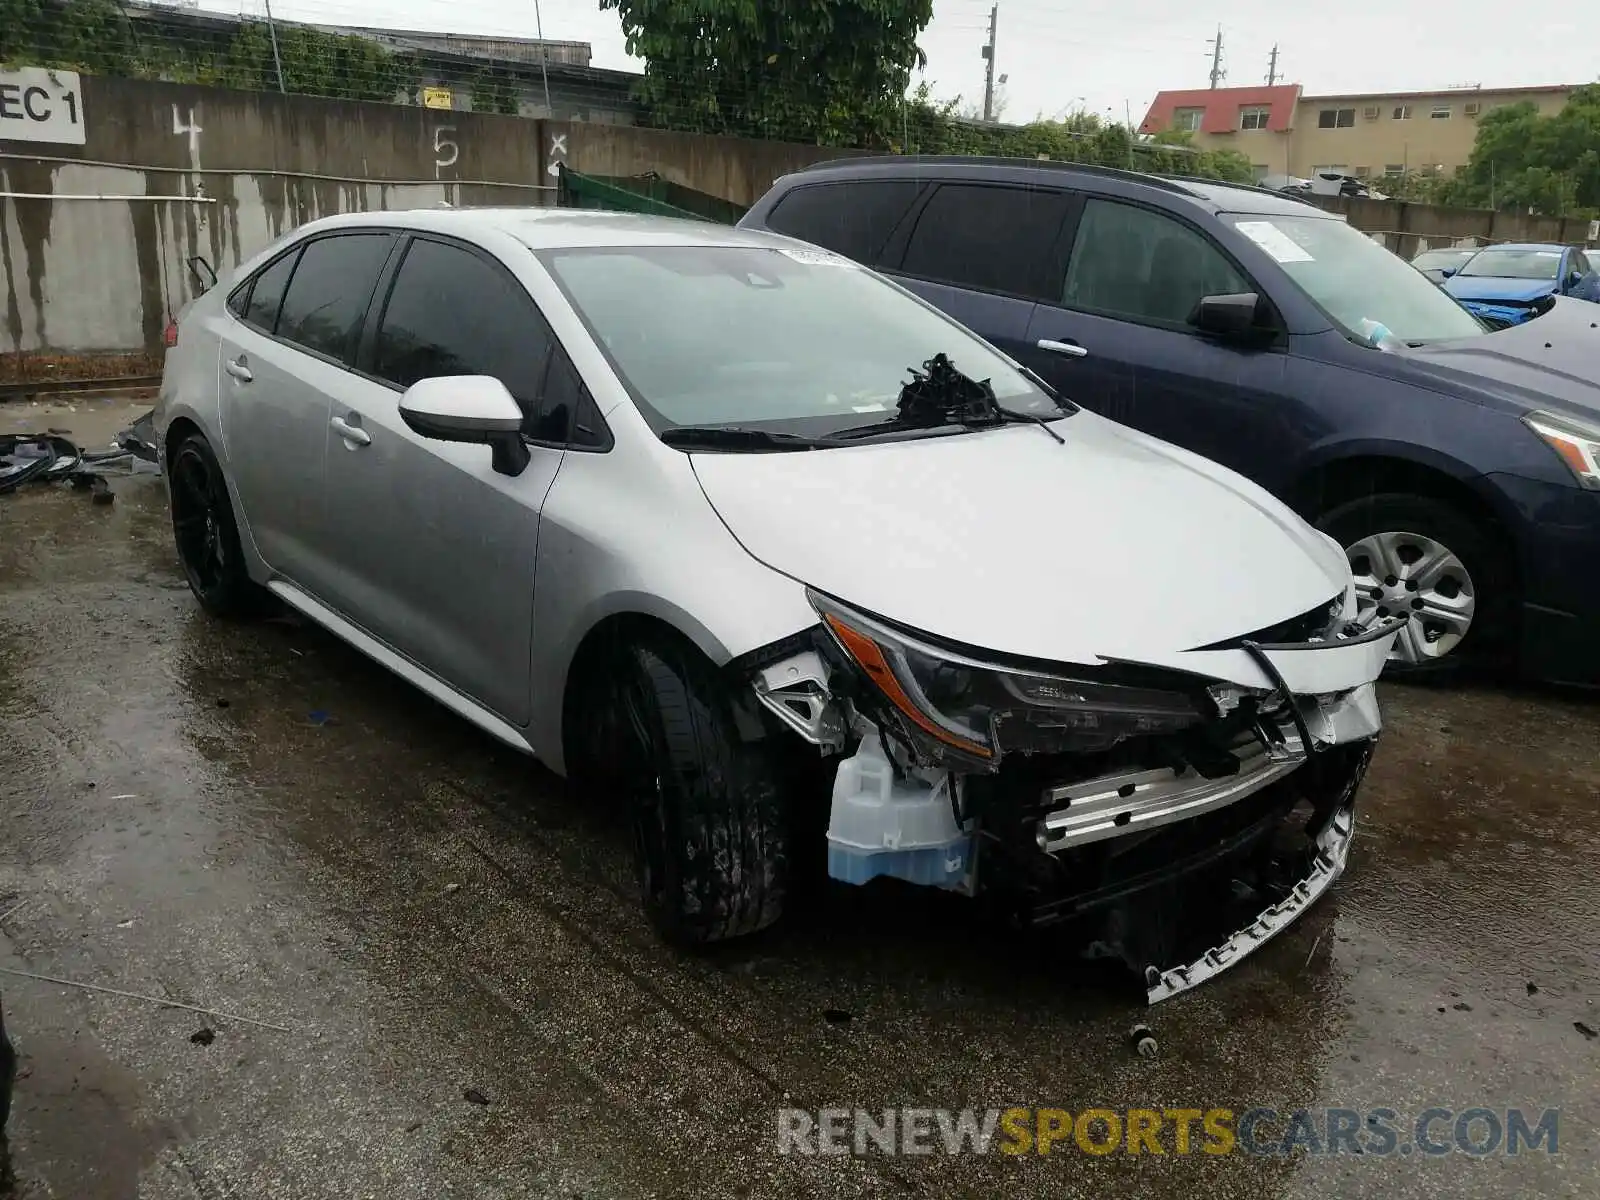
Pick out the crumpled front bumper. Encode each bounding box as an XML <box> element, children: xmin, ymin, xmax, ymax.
<box><xmin>1143</xmin><ymin>732</ymin><xmax>1371</xmax><ymax>1005</ymax></box>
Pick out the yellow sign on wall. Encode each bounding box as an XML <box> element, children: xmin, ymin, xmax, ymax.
<box><xmin>422</xmin><ymin>87</ymin><xmax>453</xmax><ymax>111</ymax></box>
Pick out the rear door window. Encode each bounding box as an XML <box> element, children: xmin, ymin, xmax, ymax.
<box><xmin>275</xmin><ymin>233</ymin><xmax>394</xmax><ymax>363</ymax></box>
<box><xmin>896</xmin><ymin>183</ymin><xmax>1073</xmax><ymax>300</ymax></box>
<box><xmin>237</xmin><ymin>249</ymin><xmax>300</xmax><ymax>333</ymax></box>
<box><xmin>764</xmin><ymin>180</ymin><xmax>922</xmax><ymax>265</ymax></box>
<box><xmin>1061</xmin><ymin>199</ymin><xmax>1250</xmax><ymax>327</ymax></box>
<box><xmin>372</xmin><ymin>237</ymin><xmax>558</xmax><ymax>437</ymax></box>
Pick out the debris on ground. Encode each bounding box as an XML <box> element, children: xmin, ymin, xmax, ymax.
<box><xmin>190</xmin><ymin>1028</ymin><xmax>216</xmax><ymax>1046</ymax></box>
<box><xmin>1129</xmin><ymin>1024</ymin><xmax>1158</xmax><ymax>1058</ymax></box>
<box><xmin>0</xmin><ymin>430</ymin><xmax>141</xmax><ymax>503</ymax></box>
<box><xmin>1576</xmin><ymin>1021</ymin><xmax>1597</xmax><ymax>1040</ymax></box>
<box><xmin>822</xmin><ymin>1009</ymin><xmax>852</xmax><ymax>1026</ymax></box>
<box><xmin>0</xmin><ymin>967</ymin><xmax>291</xmax><ymax>1032</ymax></box>
<box><xmin>463</xmin><ymin>1088</ymin><xmax>490</xmax><ymax>1106</ymax></box>
<box><xmin>308</xmin><ymin>711</ymin><xmax>337</xmax><ymax>727</ymax></box>
<box><xmin>113</xmin><ymin>409</ymin><xmax>160</xmax><ymax>466</ymax></box>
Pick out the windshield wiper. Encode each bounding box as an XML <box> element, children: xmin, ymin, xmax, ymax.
<box><xmin>831</xmin><ymin>353</ymin><xmax>1066</xmax><ymax>444</ymax></box>
<box><xmin>659</xmin><ymin>426</ymin><xmax>837</xmax><ymax>452</ymax></box>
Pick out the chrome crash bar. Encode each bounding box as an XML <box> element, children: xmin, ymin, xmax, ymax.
<box><xmin>1036</xmin><ymin>730</ymin><xmax>1307</xmax><ymax>854</ymax></box>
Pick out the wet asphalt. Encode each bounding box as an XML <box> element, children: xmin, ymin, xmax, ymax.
<box><xmin>0</xmin><ymin>407</ymin><xmax>1596</xmax><ymax>1198</ymax></box>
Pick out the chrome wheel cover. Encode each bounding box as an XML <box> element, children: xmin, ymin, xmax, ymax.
<box><xmin>1344</xmin><ymin>530</ymin><xmax>1476</xmax><ymax>664</ymax></box>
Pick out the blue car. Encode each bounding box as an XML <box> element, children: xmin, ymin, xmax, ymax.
<box><xmin>1444</xmin><ymin>243</ymin><xmax>1600</xmax><ymax>326</ymax></box>
<box><xmin>740</xmin><ymin>156</ymin><xmax>1600</xmax><ymax>684</ymax></box>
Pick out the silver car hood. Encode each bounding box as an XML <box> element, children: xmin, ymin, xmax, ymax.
<box><xmin>690</xmin><ymin>412</ymin><xmax>1350</xmax><ymax>668</ymax></box>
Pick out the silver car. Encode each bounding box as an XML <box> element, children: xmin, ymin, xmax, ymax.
<box><xmin>155</xmin><ymin>209</ymin><xmax>1400</xmax><ymax>1003</ymax></box>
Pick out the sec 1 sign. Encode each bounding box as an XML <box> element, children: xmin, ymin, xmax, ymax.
<box><xmin>0</xmin><ymin>67</ymin><xmax>86</xmax><ymax>146</ymax></box>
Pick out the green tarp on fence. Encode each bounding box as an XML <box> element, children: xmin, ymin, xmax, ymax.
<box><xmin>555</xmin><ymin>164</ymin><xmax>748</xmax><ymax>225</ymax></box>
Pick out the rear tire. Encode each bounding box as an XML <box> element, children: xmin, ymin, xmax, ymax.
<box><xmin>1315</xmin><ymin>492</ymin><xmax>1513</xmax><ymax>679</ymax></box>
<box><xmin>167</xmin><ymin>433</ymin><xmax>270</xmax><ymax>619</ymax></box>
<box><xmin>571</xmin><ymin>630</ymin><xmax>791</xmax><ymax>946</ymax></box>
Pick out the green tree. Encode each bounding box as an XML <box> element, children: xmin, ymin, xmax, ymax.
<box><xmin>470</xmin><ymin>70</ymin><xmax>520</xmax><ymax>115</ymax></box>
<box><xmin>891</xmin><ymin>88</ymin><xmax>1254</xmax><ymax>181</ymax></box>
<box><xmin>1448</xmin><ymin>87</ymin><xmax>1600</xmax><ymax>215</ymax></box>
<box><xmin>224</xmin><ymin>23</ymin><xmax>418</xmax><ymax>102</ymax></box>
<box><xmin>598</xmin><ymin>0</ymin><xmax>935</xmax><ymax>146</ymax></box>
<box><xmin>0</xmin><ymin>0</ymin><xmax>46</xmax><ymax>66</ymax></box>
<box><xmin>1</xmin><ymin>0</ymin><xmax>136</xmax><ymax>74</ymax></box>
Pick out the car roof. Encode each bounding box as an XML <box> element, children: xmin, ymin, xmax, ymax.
<box><xmin>288</xmin><ymin>206</ymin><xmax>795</xmax><ymax>251</ymax></box>
<box><xmin>1476</xmin><ymin>242</ymin><xmax>1570</xmax><ymax>252</ymax></box>
<box><xmin>781</xmin><ymin>155</ymin><xmax>1331</xmax><ymax>218</ymax></box>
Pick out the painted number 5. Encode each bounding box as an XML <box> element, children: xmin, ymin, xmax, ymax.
<box><xmin>433</xmin><ymin>125</ymin><xmax>458</xmax><ymax>179</ymax></box>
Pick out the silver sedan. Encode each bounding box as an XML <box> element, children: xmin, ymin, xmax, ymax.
<box><xmin>155</xmin><ymin>209</ymin><xmax>1398</xmax><ymax>1001</ymax></box>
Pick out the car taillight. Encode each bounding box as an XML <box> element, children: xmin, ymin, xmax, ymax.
<box><xmin>163</xmin><ymin>320</ymin><xmax>179</xmax><ymax>348</ymax></box>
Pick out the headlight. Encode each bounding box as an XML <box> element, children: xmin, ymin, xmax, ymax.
<box><xmin>809</xmin><ymin>591</ymin><xmax>1204</xmax><ymax>762</ymax></box>
<box><xmin>1524</xmin><ymin>411</ymin><xmax>1600</xmax><ymax>490</ymax></box>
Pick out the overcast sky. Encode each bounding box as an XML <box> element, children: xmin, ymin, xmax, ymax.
<box><xmin>228</xmin><ymin>0</ymin><xmax>1598</xmax><ymax>127</ymax></box>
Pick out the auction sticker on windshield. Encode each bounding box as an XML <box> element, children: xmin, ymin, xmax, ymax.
<box><xmin>1235</xmin><ymin>220</ymin><xmax>1314</xmax><ymax>264</ymax></box>
<box><xmin>776</xmin><ymin>247</ymin><xmax>857</xmax><ymax>268</ymax></box>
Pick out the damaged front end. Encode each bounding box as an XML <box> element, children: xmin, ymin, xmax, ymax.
<box><xmin>746</xmin><ymin>589</ymin><xmax>1403</xmax><ymax>1005</ymax></box>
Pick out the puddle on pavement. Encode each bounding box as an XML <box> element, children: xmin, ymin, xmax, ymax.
<box><xmin>2</xmin><ymin>482</ymin><xmax>1596</xmax><ymax>1198</ymax></box>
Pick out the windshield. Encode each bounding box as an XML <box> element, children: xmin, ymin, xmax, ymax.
<box><xmin>1458</xmin><ymin>247</ymin><xmax>1563</xmax><ymax>281</ymax></box>
<box><xmin>1225</xmin><ymin>213</ymin><xmax>1485</xmax><ymax>343</ymax></box>
<box><xmin>1412</xmin><ymin>249</ymin><xmax>1474</xmax><ymax>270</ymax></box>
<box><xmin>538</xmin><ymin>244</ymin><xmax>1065</xmax><ymax>436</ymax></box>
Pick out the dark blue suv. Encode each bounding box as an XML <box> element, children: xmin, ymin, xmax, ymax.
<box><xmin>739</xmin><ymin>157</ymin><xmax>1600</xmax><ymax>684</ymax></box>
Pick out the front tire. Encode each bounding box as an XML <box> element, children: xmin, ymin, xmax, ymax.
<box><xmin>1315</xmin><ymin>492</ymin><xmax>1513</xmax><ymax>678</ymax></box>
<box><xmin>572</xmin><ymin>631</ymin><xmax>791</xmax><ymax>946</ymax></box>
<box><xmin>167</xmin><ymin>433</ymin><xmax>269</xmax><ymax>619</ymax></box>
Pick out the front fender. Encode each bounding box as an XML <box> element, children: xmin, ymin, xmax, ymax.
<box><xmin>526</xmin><ymin>443</ymin><xmax>818</xmax><ymax>775</ymax></box>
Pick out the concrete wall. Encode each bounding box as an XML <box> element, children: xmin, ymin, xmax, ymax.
<box><xmin>1</xmin><ymin>75</ymin><xmax>551</xmax><ymax>355</ymax></box>
<box><xmin>0</xmin><ymin>76</ymin><xmax>858</xmax><ymax>356</ymax></box>
<box><xmin>5</xmin><ymin>74</ymin><xmax>1589</xmax><ymax>359</ymax></box>
<box><xmin>1305</xmin><ymin>194</ymin><xmax>1594</xmax><ymax>258</ymax></box>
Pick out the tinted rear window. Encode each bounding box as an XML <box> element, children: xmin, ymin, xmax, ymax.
<box><xmin>276</xmin><ymin>233</ymin><xmax>394</xmax><ymax>362</ymax></box>
<box><xmin>898</xmin><ymin>183</ymin><xmax>1072</xmax><ymax>299</ymax></box>
<box><xmin>764</xmin><ymin>180</ymin><xmax>921</xmax><ymax>265</ymax></box>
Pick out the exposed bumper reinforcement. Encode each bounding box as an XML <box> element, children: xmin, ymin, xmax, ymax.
<box><xmin>1037</xmin><ymin>731</ymin><xmax>1307</xmax><ymax>854</ymax></box>
<box><xmin>1145</xmin><ymin>801</ymin><xmax>1355</xmax><ymax>1005</ymax></box>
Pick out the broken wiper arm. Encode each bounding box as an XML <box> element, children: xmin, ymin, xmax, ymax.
<box><xmin>897</xmin><ymin>352</ymin><xmax>1065</xmax><ymax>444</ymax></box>
<box><xmin>658</xmin><ymin>426</ymin><xmax>839</xmax><ymax>452</ymax></box>
<box><xmin>992</xmin><ymin>406</ymin><xmax>1066</xmax><ymax>444</ymax></box>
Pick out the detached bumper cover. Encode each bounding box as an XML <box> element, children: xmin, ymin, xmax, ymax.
<box><xmin>1146</xmin><ymin>800</ymin><xmax>1355</xmax><ymax>1005</ymax></box>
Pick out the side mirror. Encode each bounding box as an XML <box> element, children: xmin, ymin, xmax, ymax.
<box><xmin>187</xmin><ymin>255</ymin><xmax>217</xmax><ymax>293</ymax></box>
<box><xmin>1191</xmin><ymin>292</ymin><xmax>1264</xmax><ymax>340</ymax></box>
<box><xmin>1439</xmin><ymin>266</ymin><xmax>1458</xmax><ymax>279</ymax></box>
<box><xmin>400</xmin><ymin>375</ymin><xmax>530</xmax><ymax>477</ymax></box>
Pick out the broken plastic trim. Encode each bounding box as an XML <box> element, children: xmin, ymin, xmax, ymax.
<box><xmin>1145</xmin><ymin>800</ymin><xmax>1355</xmax><ymax>1005</ymax></box>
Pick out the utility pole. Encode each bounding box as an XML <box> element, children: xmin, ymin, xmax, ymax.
<box><xmin>262</xmin><ymin>0</ymin><xmax>286</xmax><ymax>94</ymax></box>
<box><xmin>532</xmin><ymin>0</ymin><xmax>553</xmax><ymax>117</ymax></box>
<box><xmin>981</xmin><ymin>5</ymin><xmax>998</xmax><ymax>122</ymax></box>
<box><xmin>1266</xmin><ymin>44</ymin><xmax>1279</xmax><ymax>86</ymax></box>
<box><xmin>1207</xmin><ymin>25</ymin><xmax>1225</xmax><ymax>89</ymax></box>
